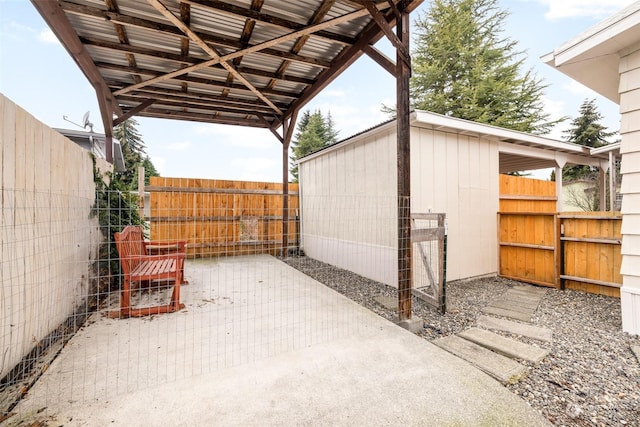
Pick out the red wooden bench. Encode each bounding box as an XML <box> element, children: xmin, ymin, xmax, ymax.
<box><xmin>112</xmin><ymin>225</ymin><xmax>187</xmax><ymax>317</ymax></box>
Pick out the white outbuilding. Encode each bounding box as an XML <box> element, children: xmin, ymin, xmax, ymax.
<box><xmin>297</xmin><ymin>110</ymin><xmax>608</xmax><ymax>288</ymax></box>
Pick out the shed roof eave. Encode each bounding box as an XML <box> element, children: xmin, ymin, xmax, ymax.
<box><xmin>543</xmin><ymin>2</ymin><xmax>640</xmax><ymax>104</ymax></box>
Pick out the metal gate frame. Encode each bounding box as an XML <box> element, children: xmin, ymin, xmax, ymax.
<box><xmin>411</xmin><ymin>213</ymin><xmax>447</xmax><ymax>313</ymax></box>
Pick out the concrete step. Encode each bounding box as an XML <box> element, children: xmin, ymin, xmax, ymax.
<box><xmin>458</xmin><ymin>327</ymin><xmax>549</xmax><ymax>364</ymax></box>
<box><xmin>476</xmin><ymin>315</ymin><xmax>553</xmax><ymax>343</ymax></box>
<box><xmin>434</xmin><ymin>335</ymin><xmax>527</xmax><ymax>385</ymax></box>
<box><xmin>482</xmin><ymin>306</ymin><xmax>534</xmax><ymax>323</ymax></box>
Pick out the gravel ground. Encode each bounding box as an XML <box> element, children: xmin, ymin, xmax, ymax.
<box><xmin>283</xmin><ymin>256</ymin><xmax>640</xmax><ymax>427</ymax></box>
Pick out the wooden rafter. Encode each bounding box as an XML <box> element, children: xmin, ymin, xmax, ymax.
<box><xmin>93</xmin><ymin>56</ymin><xmax>314</xmax><ymax>86</ymax></box>
<box><xmin>180</xmin><ymin>3</ymin><xmax>191</xmax><ymax>94</ymax></box>
<box><xmin>104</xmin><ymin>0</ymin><xmax>143</xmax><ymax>85</ymax></box>
<box><xmin>222</xmin><ymin>0</ymin><xmax>264</xmax><ymax>102</ymax></box>
<box><xmin>61</xmin><ymin>2</ymin><xmax>333</xmax><ymax>69</ymax></box>
<box><xmin>147</xmin><ymin>0</ymin><xmax>283</xmax><ymax>115</ymax></box>
<box><xmin>182</xmin><ymin>0</ymin><xmax>356</xmax><ymax>46</ymax></box>
<box><xmin>267</xmin><ymin>0</ymin><xmax>337</xmax><ymax>91</ymax></box>
<box><xmin>113</xmin><ymin>3</ymin><xmax>389</xmax><ymax>101</ymax></box>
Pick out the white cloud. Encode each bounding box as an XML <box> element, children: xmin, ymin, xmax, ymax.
<box><xmin>38</xmin><ymin>28</ymin><xmax>59</xmax><ymax>44</ymax></box>
<box><xmin>535</xmin><ymin>0</ymin><xmax>636</xmax><ymax>20</ymax></box>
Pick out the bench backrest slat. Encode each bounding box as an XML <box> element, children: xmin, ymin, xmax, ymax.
<box><xmin>114</xmin><ymin>226</ymin><xmax>146</xmax><ymax>274</ymax></box>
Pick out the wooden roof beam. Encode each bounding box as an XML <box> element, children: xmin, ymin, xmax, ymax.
<box><xmin>105</xmin><ymin>66</ymin><xmax>299</xmax><ymax>99</ymax></box>
<box><xmin>61</xmin><ymin>2</ymin><xmax>331</xmax><ymax>69</ymax></box>
<box><xmin>104</xmin><ymin>0</ymin><xmax>142</xmax><ymax>85</ymax></box>
<box><xmin>268</xmin><ymin>0</ymin><xmax>337</xmax><ymax>90</ymax></box>
<box><xmin>113</xmin><ymin>4</ymin><xmax>387</xmax><ymax>99</ymax></box>
<box><xmin>283</xmin><ymin>0</ymin><xmax>423</xmax><ymax>125</ymax></box>
<box><xmin>92</xmin><ymin>51</ymin><xmax>315</xmax><ymax>86</ymax></box>
<box><xmin>147</xmin><ymin>0</ymin><xmax>283</xmax><ymax>115</ymax></box>
<box><xmin>128</xmin><ymin>87</ymin><xmax>289</xmax><ymax>110</ymax></box>
<box><xmin>30</xmin><ymin>0</ymin><xmax>122</xmax><ymax>136</ymax></box>
<box><xmin>182</xmin><ymin>0</ymin><xmax>356</xmax><ymax>46</ymax></box>
<box><xmin>114</xmin><ymin>98</ymin><xmax>156</xmax><ymax>126</ymax></box>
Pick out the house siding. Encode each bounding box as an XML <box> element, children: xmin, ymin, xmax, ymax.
<box><xmin>619</xmin><ymin>47</ymin><xmax>640</xmax><ymax>334</ymax></box>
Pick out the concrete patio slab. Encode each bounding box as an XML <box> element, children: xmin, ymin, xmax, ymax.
<box><xmin>10</xmin><ymin>255</ymin><xmax>550</xmax><ymax>426</ymax></box>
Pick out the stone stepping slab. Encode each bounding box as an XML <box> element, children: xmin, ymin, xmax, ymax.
<box><xmin>434</xmin><ymin>335</ymin><xmax>527</xmax><ymax>385</ymax></box>
<box><xmin>482</xmin><ymin>286</ymin><xmax>546</xmax><ymax>323</ymax></box>
<box><xmin>476</xmin><ymin>315</ymin><xmax>553</xmax><ymax>343</ymax></box>
<box><xmin>482</xmin><ymin>306</ymin><xmax>534</xmax><ymax>323</ymax></box>
<box><xmin>458</xmin><ymin>327</ymin><xmax>549</xmax><ymax>364</ymax></box>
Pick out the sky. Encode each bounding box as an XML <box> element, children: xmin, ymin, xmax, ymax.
<box><xmin>0</xmin><ymin>0</ymin><xmax>635</xmax><ymax>182</ymax></box>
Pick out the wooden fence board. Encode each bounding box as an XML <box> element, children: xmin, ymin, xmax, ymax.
<box><xmin>498</xmin><ymin>175</ymin><xmax>622</xmax><ymax>294</ymax></box>
<box><xmin>148</xmin><ymin>177</ymin><xmax>299</xmax><ymax>257</ymax></box>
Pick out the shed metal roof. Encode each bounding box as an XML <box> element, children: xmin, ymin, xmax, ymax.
<box><xmin>32</xmin><ymin>0</ymin><xmax>422</xmax><ymax>138</ymax></box>
<box><xmin>298</xmin><ymin>110</ymin><xmax>614</xmax><ymax>174</ymax></box>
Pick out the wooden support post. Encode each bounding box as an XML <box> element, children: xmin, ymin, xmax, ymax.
<box><xmin>282</xmin><ymin>136</ymin><xmax>289</xmax><ymax>257</ymax></box>
<box><xmin>281</xmin><ymin>111</ymin><xmax>297</xmax><ymax>257</ymax></box>
<box><xmin>138</xmin><ymin>166</ymin><xmax>145</xmax><ymax>220</ymax></box>
<box><xmin>397</xmin><ymin>4</ymin><xmax>412</xmax><ymax>321</ymax></box>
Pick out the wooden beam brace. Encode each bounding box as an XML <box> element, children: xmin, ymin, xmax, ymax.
<box><xmin>363</xmin><ymin>45</ymin><xmax>396</xmax><ymax>76</ymax></box>
<box><xmin>114</xmin><ymin>98</ymin><xmax>156</xmax><ymax>126</ymax></box>
<box><xmin>362</xmin><ymin>1</ymin><xmax>411</xmax><ymax>69</ymax></box>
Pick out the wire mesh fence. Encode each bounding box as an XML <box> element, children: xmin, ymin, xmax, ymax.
<box><xmin>1</xmin><ymin>185</ymin><xmax>420</xmax><ymax>422</ymax></box>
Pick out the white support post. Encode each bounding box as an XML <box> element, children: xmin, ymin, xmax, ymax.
<box><xmin>609</xmin><ymin>151</ymin><xmax>616</xmax><ymax>212</ymax></box>
<box><xmin>599</xmin><ymin>163</ymin><xmax>607</xmax><ymax>211</ymax></box>
<box><xmin>554</xmin><ymin>159</ymin><xmax>565</xmax><ymax>212</ymax></box>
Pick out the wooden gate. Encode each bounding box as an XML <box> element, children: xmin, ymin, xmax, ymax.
<box><xmin>498</xmin><ymin>175</ymin><xmax>559</xmax><ymax>288</ymax></box>
<box><xmin>411</xmin><ymin>213</ymin><xmax>447</xmax><ymax>313</ymax></box>
<box><xmin>559</xmin><ymin>212</ymin><xmax>622</xmax><ymax>297</ymax></box>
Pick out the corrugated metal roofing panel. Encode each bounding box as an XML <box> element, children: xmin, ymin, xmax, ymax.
<box><xmin>33</xmin><ymin>0</ymin><xmax>419</xmax><ymax>130</ymax></box>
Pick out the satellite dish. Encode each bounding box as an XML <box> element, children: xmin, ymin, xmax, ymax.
<box><xmin>82</xmin><ymin>111</ymin><xmax>91</xmax><ymax>128</ymax></box>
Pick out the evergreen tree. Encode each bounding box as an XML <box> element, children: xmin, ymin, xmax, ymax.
<box><xmin>113</xmin><ymin>118</ymin><xmax>159</xmax><ymax>189</ymax></box>
<box><xmin>290</xmin><ymin>109</ymin><xmax>339</xmax><ymax>181</ymax></box>
<box><xmin>408</xmin><ymin>0</ymin><xmax>560</xmax><ymax>134</ymax></box>
<box><xmin>563</xmin><ymin>99</ymin><xmax>616</xmax><ymax>181</ymax></box>
<box><xmin>561</xmin><ymin>99</ymin><xmax>617</xmax><ymax>211</ymax></box>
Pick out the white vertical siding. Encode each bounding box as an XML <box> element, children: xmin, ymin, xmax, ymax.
<box><xmin>1</xmin><ymin>94</ymin><xmax>110</xmax><ymax>379</ymax></box>
<box><xmin>618</xmin><ymin>47</ymin><xmax>640</xmax><ymax>334</ymax></box>
<box><xmin>299</xmin><ymin>127</ymin><xmax>398</xmax><ymax>286</ymax></box>
<box><xmin>299</xmin><ymin>121</ymin><xmax>500</xmax><ymax>288</ymax></box>
<box><xmin>411</xmin><ymin>128</ymin><xmax>499</xmax><ymax>281</ymax></box>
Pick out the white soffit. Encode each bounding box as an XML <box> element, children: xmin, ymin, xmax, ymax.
<box><xmin>542</xmin><ymin>3</ymin><xmax>640</xmax><ymax>104</ymax></box>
